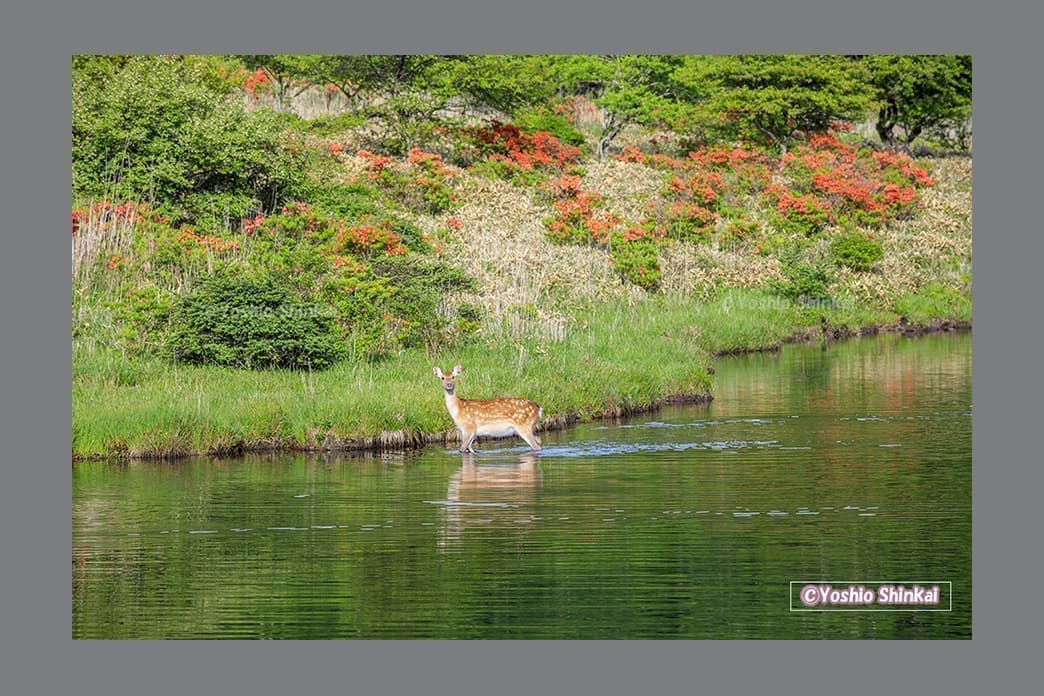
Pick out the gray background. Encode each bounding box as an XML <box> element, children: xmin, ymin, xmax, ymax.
<box><xmin>2</xmin><ymin>0</ymin><xmax>1040</xmax><ymax>694</ymax></box>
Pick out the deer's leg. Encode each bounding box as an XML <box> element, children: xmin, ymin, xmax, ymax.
<box><xmin>460</xmin><ymin>429</ymin><xmax>477</xmax><ymax>453</ymax></box>
<box><xmin>517</xmin><ymin>426</ymin><xmax>542</xmax><ymax>451</ymax></box>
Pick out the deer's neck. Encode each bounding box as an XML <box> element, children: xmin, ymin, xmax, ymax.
<box><xmin>443</xmin><ymin>388</ymin><xmax>462</xmax><ymax>422</ymax></box>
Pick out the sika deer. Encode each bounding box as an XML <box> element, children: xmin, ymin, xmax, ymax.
<box><xmin>433</xmin><ymin>364</ymin><xmax>543</xmax><ymax>452</ymax></box>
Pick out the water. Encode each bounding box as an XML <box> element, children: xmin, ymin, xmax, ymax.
<box><xmin>73</xmin><ymin>332</ymin><xmax>971</xmax><ymax>639</ymax></box>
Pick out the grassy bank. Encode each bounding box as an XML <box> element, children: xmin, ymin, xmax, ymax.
<box><xmin>72</xmin><ymin>288</ymin><xmax>970</xmax><ymax>460</ymax></box>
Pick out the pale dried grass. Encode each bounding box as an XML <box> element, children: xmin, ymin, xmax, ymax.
<box><xmin>345</xmin><ymin>152</ymin><xmax>971</xmax><ymax>336</ymax></box>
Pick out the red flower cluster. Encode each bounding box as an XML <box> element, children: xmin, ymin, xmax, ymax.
<box><xmin>177</xmin><ymin>228</ymin><xmax>240</xmax><ymax>253</ymax></box>
<box><xmin>243</xmin><ymin>68</ymin><xmax>269</xmax><ymax>100</ymax></box>
<box><xmin>467</xmin><ymin>121</ymin><xmax>581</xmax><ymax>174</ymax></box>
<box><xmin>242</xmin><ymin>214</ymin><xmax>267</xmax><ymax>236</ymax></box>
<box><xmin>544</xmin><ymin>189</ymin><xmax>620</xmax><ymax>245</ymax></box>
<box><xmin>660</xmin><ymin>200</ymin><xmax>717</xmax><ymax>241</ymax></box>
<box><xmin>547</xmin><ymin>174</ymin><xmax>583</xmax><ymax>199</ymax></box>
<box><xmin>871</xmin><ymin>151</ymin><xmax>935</xmax><ymax>187</ymax></box>
<box><xmin>621</xmin><ymin>225</ymin><xmax>665</xmax><ymax>243</ymax></box>
<box><xmin>335</xmin><ymin>222</ymin><xmax>406</xmax><ymax>256</ymax></box>
<box><xmin>357</xmin><ymin>150</ymin><xmax>394</xmax><ymax>178</ymax></box>
<box><xmin>445</xmin><ymin>217</ymin><xmax>463</xmax><ymax>230</ymax></box>
<box><xmin>666</xmin><ymin>171</ymin><xmax>723</xmax><ymax>208</ymax></box>
<box><xmin>357</xmin><ymin>149</ymin><xmax>459</xmax><ymax>214</ymax></box>
<box><xmin>406</xmin><ymin>148</ymin><xmax>454</xmax><ymax>176</ymax></box>
<box><xmin>71</xmin><ymin>201</ymin><xmax>165</xmax><ymax>235</ymax></box>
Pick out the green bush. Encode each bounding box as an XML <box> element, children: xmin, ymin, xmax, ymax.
<box><xmin>167</xmin><ymin>274</ymin><xmax>344</xmax><ymax>369</ymax></box>
<box><xmin>831</xmin><ymin>232</ymin><xmax>884</xmax><ymax>271</ymax></box>
<box><xmin>610</xmin><ymin>237</ymin><xmax>662</xmax><ymax>290</ymax></box>
<box><xmin>770</xmin><ymin>259</ymin><xmax>834</xmax><ymax>303</ymax></box>
<box><xmin>317</xmin><ymin>256</ymin><xmax>475</xmax><ymax>360</ymax></box>
<box><xmin>73</xmin><ymin>56</ymin><xmax>309</xmax><ymax>224</ymax></box>
<box><xmin>513</xmin><ymin>110</ymin><xmax>587</xmax><ymax>146</ymax></box>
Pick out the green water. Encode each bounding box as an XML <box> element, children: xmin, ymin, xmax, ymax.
<box><xmin>72</xmin><ymin>332</ymin><xmax>972</xmax><ymax>639</ymax></box>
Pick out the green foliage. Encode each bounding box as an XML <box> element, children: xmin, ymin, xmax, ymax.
<box><xmin>862</xmin><ymin>55</ymin><xmax>972</xmax><ymax>151</ymax></box>
<box><xmin>831</xmin><ymin>232</ymin><xmax>884</xmax><ymax>271</ymax></box>
<box><xmin>512</xmin><ymin>108</ymin><xmax>586</xmax><ymax>147</ymax></box>
<box><xmin>168</xmin><ymin>273</ymin><xmax>345</xmax><ymax>369</ymax></box>
<box><xmin>299</xmin><ymin>111</ymin><xmax>368</xmax><ymax>136</ymax></box>
<box><xmin>440</xmin><ymin>55</ymin><xmax>561</xmax><ymax>115</ymax></box>
<box><xmin>674</xmin><ymin>55</ymin><xmax>871</xmax><ymax>152</ymax></box>
<box><xmin>610</xmin><ymin>235</ymin><xmax>662</xmax><ymax>290</ymax></box>
<box><xmin>770</xmin><ymin>257</ymin><xmax>834</xmax><ymax>303</ymax></box>
<box><xmin>894</xmin><ymin>282</ymin><xmax>972</xmax><ymax>323</ymax></box>
<box><xmin>318</xmin><ymin>256</ymin><xmax>475</xmax><ymax>359</ymax></box>
<box><xmin>73</xmin><ymin>56</ymin><xmax>309</xmax><ymax>223</ymax></box>
<box><xmin>550</xmin><ymin>55</ymin><xmax>690</xmax><ymax>157</ymax></box>
<box><xmin>454</xmin><ymin>303</ymin><xmax>483</xmax><ymax>337</ymax></box>
<box><xmin>106</xmin><ymin>285</ymin><xmax>175</xmax><ymax>355</ymax></box>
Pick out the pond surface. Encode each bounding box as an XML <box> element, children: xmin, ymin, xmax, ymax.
<box><xmin>73</xmin><ymin>332</ymin><xmax>971</xmax><ymax>639</ymax></box>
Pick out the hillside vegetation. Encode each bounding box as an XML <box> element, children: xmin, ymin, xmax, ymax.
<box><xmin>71</xmin><ymin>55</ymin><xmax>972</xmax><ymax>459</ymax></box>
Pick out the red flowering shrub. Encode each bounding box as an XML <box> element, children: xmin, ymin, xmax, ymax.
<box><xmin>542</xmin><ymin>186</ymin><xmax>665</xmax><ymax>289</ymax></box>
<box><xmin>763</xmin><ymin>185</ymin><xmax>832</xmax><ymax>236</ymax></box>
<box><xmin>617</xmin><ymin>129</ymin><xmax>935</xmax><ymax>237</ymax></box>
<box><xmin>243</xmin><ymin>68</ymin><xmax>270</xmax><ymax>100</ymax></box>
<box><xmin>654</xmin><ymin>201</ymin><xmax>717</xmax><ymax>243</ymax></box>
<box><xmin>785</xmin><ymin>135</ymin><xmax>933</xmax><ymax>227</ymax></box>
<box><xmin>356</xmin><ymin>148</ymin><xmax>459</xmax><ymax>215</ymax></box>
<box><xmin>177</xmin><ymin>228</ymin><xmax>240</xmax><ymax>253</ymax></box>
<box><xmin>464</xmin><ymin>121</ymin><xmax>583</xmax><ymax>186</ymax></box>
<box><xmin>718</xmin><ymin>216</ymin><xmax>762</xmax><ymax>249</ymax></box>
<box><xmin>547</xmin><ymin>174</ymin><xmax>584</xmax><ymax>200</ymax></box>
<box><xmin>334</xmin><ymin>222</ymin><xmax>406</xmax><ymax>257</ymax></box>
<box><xmin>71</xmin><ymin>200</ymin><xmax>165</xmax><ymax>235</ymax></box>
<box><xmin>543</xmin><ymin>189</ymin><xmax>621</xmax><ymax>245</ymax></box>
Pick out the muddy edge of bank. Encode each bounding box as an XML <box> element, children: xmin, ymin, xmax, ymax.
<box><xmin>72</xmin><ymin>321</ymin><xmax>970</xmax><ymax>462</ymax></box>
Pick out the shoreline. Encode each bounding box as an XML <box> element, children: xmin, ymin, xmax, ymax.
<box><xmin>71</xmin><ymin>322</ymin><xmax>969</xmax><ymax>462</ymax></box>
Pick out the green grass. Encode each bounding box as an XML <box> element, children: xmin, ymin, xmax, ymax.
<box><xmin>894</xmin><ymin>282</ymin><xmax>973</xmax><ymax>324</ymax></box>
<box><xmin>71</xmin><ymin>288</ymin><xmax>970</xmax><ymax>459</ymax></box>
<box><xmin>73</xmin><ymin>295</ymin><xmax>715</xmax><ymax>458</ymax></box>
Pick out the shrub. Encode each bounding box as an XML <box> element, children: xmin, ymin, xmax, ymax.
<box><xmin>167</xmin><ymin>273</ymin><xmax>344</xmax><ymax>369</ymax></box>
<box><xmin>831</xmin><ymin>232</ymin><xmax>884</xmax><ymax>271</ymax></box>
<box><xmin>462</xmin><ymin>121</ymin><xmax>583</xmax><ymax>185</ymax></box>
<box><xmin>610</xmin><ymin>230</ymin><xmax>663</xmax><ymax>290</ymax></box>
<box><xmin>512</xmin><ymin>109</ymin><xmax>586</xmax><ymax>147</ymax></box>
<box><xmin>73</xmin><ymin>56</ymin><xmax>309</xmax><ymax>224</ymax></box>
<box><xmin>770</xmin><ymin>259</ymin><xmax>834</xmax><ymax>303</ymax></box>
<box><xmin>718</xmin><ymin>216</ymin><xmax>762</xmax><ymax>249</ymax></box>
<box><xmin>356</xmin><ymin>148</ymin><xmax>460</xmax><ymax>215</ymax></box>
<box><xmin>765</xmin><ymin>186</ymin><xmax>831</xmax><ymax>236</ymax></box>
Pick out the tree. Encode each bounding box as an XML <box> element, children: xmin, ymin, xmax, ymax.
<box><xmin>239</xmin><ymin>55</ymin><xmax>324</xmax><ymax>112</ymax></box>
<box><xmin>73</xmin><ymin>56</ymin><xmax>308</xmax><ymax>221</ymax></box>
<box><xmin>674</xmin><ymin>55</ymin><xmax>871</xmax><ymax>154</ymax></box>
<box><xmin>862</xmin><ymin>55</ymin><xmax>972</xmax><ymax>151</ymax></box>
<box><xmin>551</xmin><ymin>55</ymin><xmax>690</xmax><ymax>159</ymax></box>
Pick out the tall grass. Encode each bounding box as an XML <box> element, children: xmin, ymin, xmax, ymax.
<box><xmin>72</xmin><ymin>282</ymin><xmax>963</xmax><ymax>459</ymax></box>
<box><xmin>79</xmin><ymin>293</ymin><xmax>793</xmax><ymax>458</ymax></box>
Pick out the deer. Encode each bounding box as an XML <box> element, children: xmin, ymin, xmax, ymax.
<box><xmin>433</xmin><ymin>364</ymin><xmax>543</xmax><ymax>453</ymax></box>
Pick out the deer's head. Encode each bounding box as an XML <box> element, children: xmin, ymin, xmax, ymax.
<box><xmin>433</xmin><ymin>365</ymin><xmax>462</xmax><ymax>394</ymax></box>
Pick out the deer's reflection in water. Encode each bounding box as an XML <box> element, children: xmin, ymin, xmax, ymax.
<box><xmin>438</xmin><ymin>451</ymin><xmax>542</xmax><ymax>549</ymax></box>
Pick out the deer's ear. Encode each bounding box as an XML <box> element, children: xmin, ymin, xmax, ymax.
<box><xmin>452</xmin><ymin>365</ymin><xmax>462</xmax><ymax>377</ymax></box>
<box><xmin>433</xmin><ymin>366</ymin><xmax>444</xmax><ymax>378</ymax></box>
